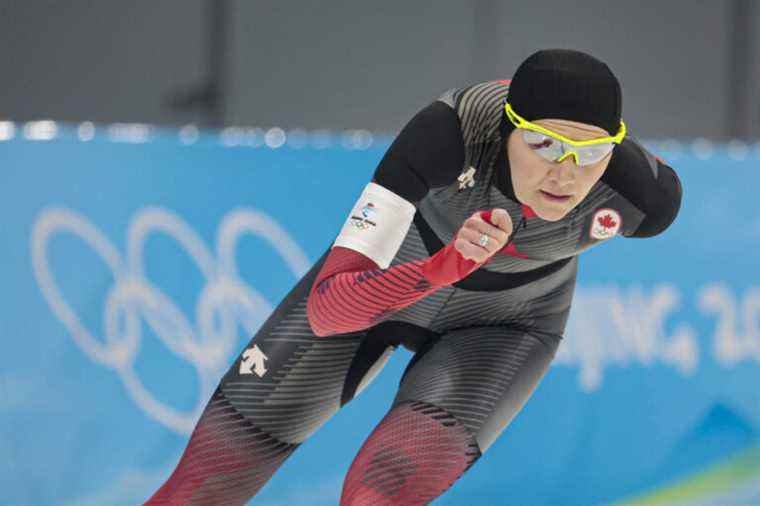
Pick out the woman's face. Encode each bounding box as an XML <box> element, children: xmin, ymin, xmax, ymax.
<box><xmin>507</xmin><ymin>119</ymin><xmax>614</xmax><ymax>221</ymax></box>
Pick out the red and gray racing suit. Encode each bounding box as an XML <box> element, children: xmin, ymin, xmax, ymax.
<box><xmin>147</xmin><ymin>80</ymin><xmax>682</xmax><ymax>505</ymax></box>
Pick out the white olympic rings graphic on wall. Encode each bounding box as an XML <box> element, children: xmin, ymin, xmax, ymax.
<box><xmin>29</xmin><ymin>207</ymin><xmax>760</xmax><ymax>433</ymax></box>
<box><xmin>31</xmin><ymin>206</ymin><xmax>311</xmax><ymax>434</ymax></box>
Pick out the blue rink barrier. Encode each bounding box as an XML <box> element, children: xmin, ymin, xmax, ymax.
<box><xmin>1</xmin><ymin>123</ymin><xmax>759</xmax><ymax>505</ymax></box>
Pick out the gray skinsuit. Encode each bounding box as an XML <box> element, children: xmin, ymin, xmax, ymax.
<box><xmin>148</xmin><ymin>81</ymin><xmax>681</xmax><ymax>505</ymax></box>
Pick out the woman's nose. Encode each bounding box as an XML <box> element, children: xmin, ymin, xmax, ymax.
<box><xmin>551</xmin><ymin>158</ymin><xmax>576</xmax><ymax>185</ymax></box>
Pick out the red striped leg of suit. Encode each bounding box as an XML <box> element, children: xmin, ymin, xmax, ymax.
<box><xmin>145</xmin><ymin>390</ymin><xmax>296</xmax><ymax>505</ymax></box>
<box><xmin>306</xmin><ymin>239</ymin><xmax>482</xmax><ymax>337</ymax></box>
<box><xmin>339</xmin><ymin>401</ymin><xmax>481</xmax><ymax>505</ymax></box>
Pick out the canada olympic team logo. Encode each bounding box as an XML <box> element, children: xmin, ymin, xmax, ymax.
<box><xmin>350</xmin><ymin>201</ymin><xmax>377</xmax><ymax>230</ymax></box>
<box><xmin>31</xmin><ymin>206</ymin><xmax>310</xmax><ymax>434</ymax></box>
<box><xmin>590</xmin><ymin>208</ymin><xmax>622</xmax><ymax>240</ymax></box>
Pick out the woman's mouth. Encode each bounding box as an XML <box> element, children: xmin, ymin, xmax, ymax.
<box><xmin>539</xmin><ymin>190</ymin><xmax>573</xmax><ymax>203</ymax></box>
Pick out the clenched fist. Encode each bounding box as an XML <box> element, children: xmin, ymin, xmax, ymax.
<box><xmin>454</xmin><ymin>208</ymin><xmax>513</xmax><ymax>263</ymax></box>
<box><xmin>421</xmin><ymin>208</ymin><xmax>514</xmax><ymax>287</ymax></box>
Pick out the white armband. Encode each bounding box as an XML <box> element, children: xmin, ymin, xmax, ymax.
<box><xmin>333</xmin><ymin>182</ymin><xmax>416</xmax><ymax>269</ymax></box>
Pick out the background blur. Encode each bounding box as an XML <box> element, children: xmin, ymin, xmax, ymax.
<box><xmin>3</xmin><ymin>1</ymin><xmax>760</xmax><ymax>138</ymax></box>
<box><xmin>2</xmin><ymin>2</ymin><xmax>760</xmax><ymax>506</ymax></box>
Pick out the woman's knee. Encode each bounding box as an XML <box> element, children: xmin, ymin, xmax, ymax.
<box><xmin>394</xmin><ymin>326</ymin><xmax>560</xmax><ymax>452</ymax></box>
<box><xmin>340</xmin><ymin>400</ymin><xmax>481</xmax><ymax>506</ymax></box>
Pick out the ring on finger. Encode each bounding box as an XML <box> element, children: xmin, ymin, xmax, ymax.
<box><xmin>478</xmin><ymin>233</ymin><xmax>489</xmax><ymax>248</ymax></box>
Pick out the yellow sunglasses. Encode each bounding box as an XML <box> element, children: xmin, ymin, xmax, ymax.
<box><xmin>505</xmin><ymin>101</ymin><xmax>626</xmax><ymax>166</ymax></box>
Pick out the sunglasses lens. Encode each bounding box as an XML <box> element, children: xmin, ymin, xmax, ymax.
<box><xmin>522</xmin><ymin>130</ymin><xmax>562</xmax><ymax>161</ymax></box>
<box><xmin>522</xmin><ymin>129</ymin><xmax>614</xmax><ymax>166</ymax></box>
<box><xmin>577</xmin><ymin>143</ymin><xmax>614</xmax><ymax>165</ymax></box>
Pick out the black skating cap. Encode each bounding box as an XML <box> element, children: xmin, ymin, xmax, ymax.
<box><xmin>506</xmin><ymin>49</ymin><xmax>622</xmax><ymax>136</ymax></box>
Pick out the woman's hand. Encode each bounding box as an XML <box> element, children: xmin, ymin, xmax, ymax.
<box><xmin>421</xmin><ymin>208</ymin><xmax>514</xmax><ymax>287</ymax></box>
<box><xmin>454</xmin><ymin>209</ymin><xmax>513</xmax><ymax>263</ymax></box>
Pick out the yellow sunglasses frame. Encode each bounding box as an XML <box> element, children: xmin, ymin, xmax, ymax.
<box><xmin>504</xmin><ymin>101</ymin><xmax>627</xmax><ymax>165</ymax></box>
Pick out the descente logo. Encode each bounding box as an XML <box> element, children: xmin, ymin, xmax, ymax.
<box><xmin>457</xmin><ymin>167</ymin><xmax>476</xmax><ymax>190</ymax></box>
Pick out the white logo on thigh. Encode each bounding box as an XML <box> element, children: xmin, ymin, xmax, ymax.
<box><xmin>590</xmin><ymin>208</ymin><xmax>622</xmax><ymax>240</ymax></box>
<box><xmin>240</xmin><ymin>345</ymin><xmax>268</xmax><ymax>377</ymax></box>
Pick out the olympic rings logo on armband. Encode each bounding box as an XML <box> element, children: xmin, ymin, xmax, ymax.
<box><xmin>349</xmin><ymin>202</ymin><xmax>377</xmax><ymax>230</ymax></box>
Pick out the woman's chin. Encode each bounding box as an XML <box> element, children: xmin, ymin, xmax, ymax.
<box><xmin>532</xmin><ymin>204</ymin><xmax>570</xmax><ymax>222</ymax></box>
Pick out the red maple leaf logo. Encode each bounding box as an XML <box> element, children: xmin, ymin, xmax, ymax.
<box><xmin>597</xmin><ymin>214</ymin><xmax>617</xmax><ymax>229</ymax></box>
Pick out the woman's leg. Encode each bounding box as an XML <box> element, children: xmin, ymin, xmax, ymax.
<box><xmin>146</xmin><ymin>252</ymin><xmax>398</xmax><ymax>505</ymax></box>
<box><xmin>339</xmin><ymin>325</ymin><xmax>561</xmax><ymax>505</ymax></box>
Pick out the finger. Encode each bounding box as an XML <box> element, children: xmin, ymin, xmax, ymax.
<box><xmin>472</xmin><ymin>209</ymin><xmax>510</xmax><ymax>231</ymax></box>
<box><xmin>460</xmin><ymin>227</ymin><xmax>499</xmax><ymax>255</ymax></box>
<box><xmin>465</xmin><ymin>217</ymin><xmax>509</xmax><ymax>246</ymax></box>
<box><xmin>489</xmin><ymin>208</ymin><xmax>514</xmax><ymax>235</ymax></box>
<box><xmin>477</xmin><ymin>208</ymin><xmax>511</xmax><ymax>232</ymax></box>
<box><xmin>455</xmin><ymin>236</ymin><xmax>489</xmax><ymax>262</ymax></box>
<box><xmin>479</xmin><ymin>209</ymin><xmax>494</xmax><ymax>225</ymax></box>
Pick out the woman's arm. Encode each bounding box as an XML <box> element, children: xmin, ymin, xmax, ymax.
<box><xmin>602</xmin><ymin>137</ymin><xmax>683</xmax><ymax>238</ymax></box>
<box><xmin>307</xmin><ymin>100</ymin><xmax>505</xmax><ymax>337</ymax></box>
<box><xmin>307</xmin><ymin>225</ymin><xmax>496</xmax><ymax>337</ymax></box>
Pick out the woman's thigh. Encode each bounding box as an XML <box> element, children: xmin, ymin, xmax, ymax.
<box><xmin>392</xmin><ymin>324</ymin><xmax>561</xmax><ymax>452</ymax></box>
<box><xmin>216</xmin><ymin>248</ymin><xmax>396</xmax><ymax>444</ymax></box>
<box><xmin>147</xmin><ymin>249</ymin><xmax>411</xmax><ymax>505</ymax></box>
